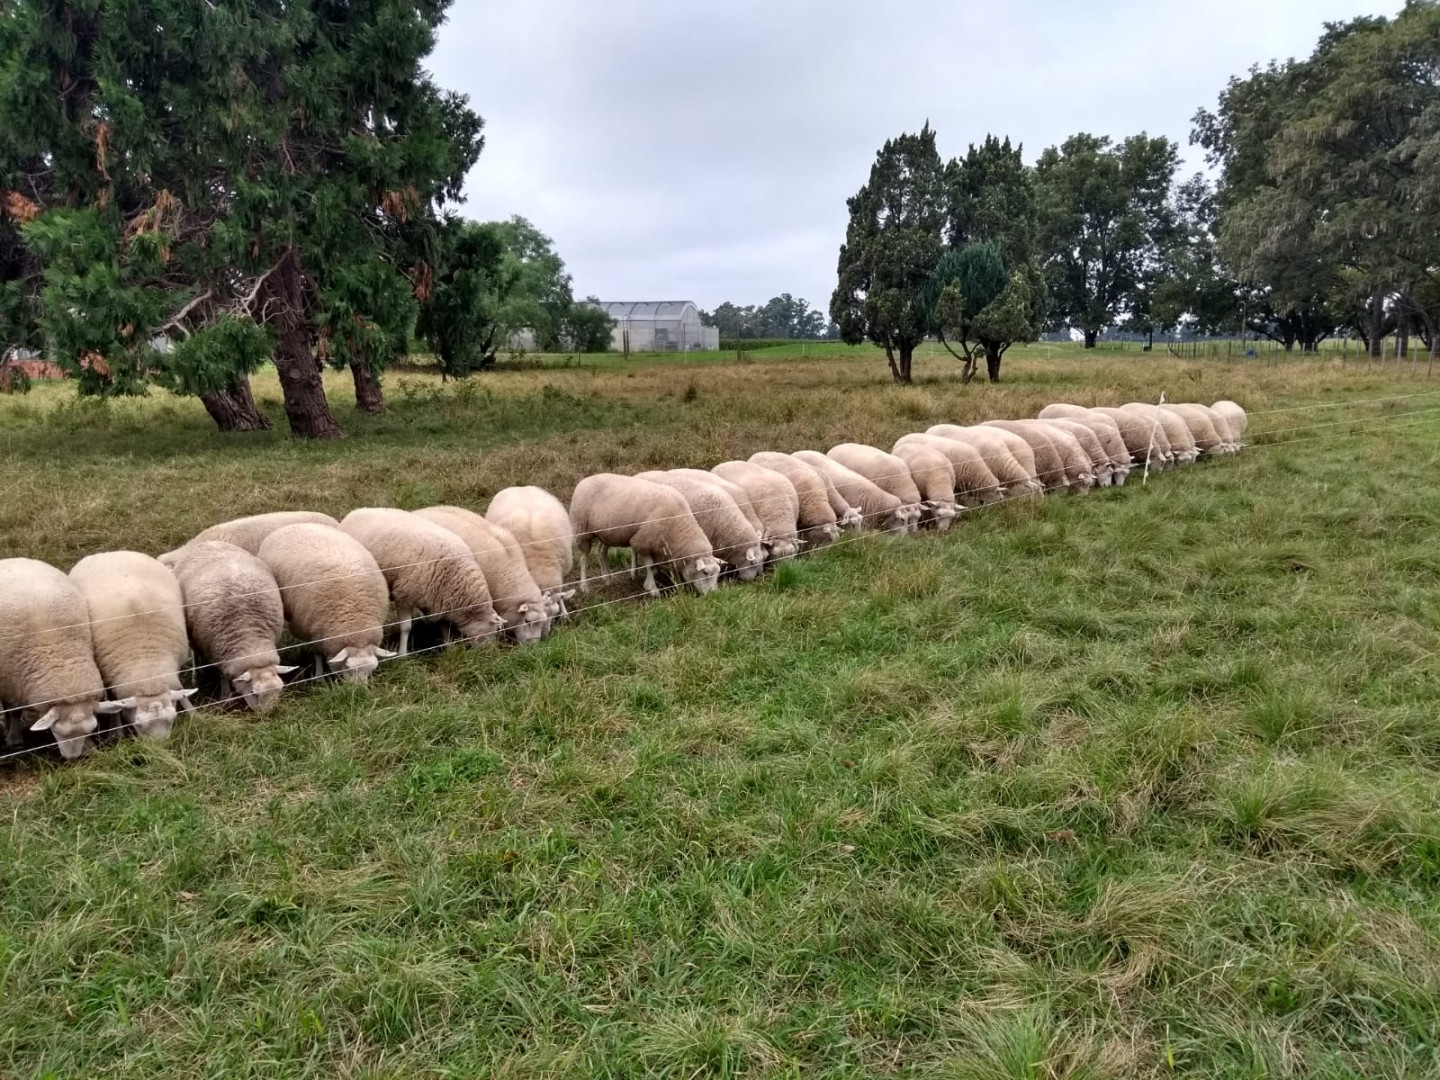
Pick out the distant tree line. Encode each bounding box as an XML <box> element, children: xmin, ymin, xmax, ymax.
<box><xmin>833</xmin><ymin>3</ymin><xmax>1440</xmax><ymax>382</ymax></box>
<box><xmin>698</xmin><ymin>295</ymin><xmax>837</xmax><ymax>340</ymax></box>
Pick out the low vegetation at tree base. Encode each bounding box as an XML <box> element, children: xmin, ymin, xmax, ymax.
<box><xmin>2</xmin><ymin>344</ymin><xmax>1438</xmax><ymax>1078</ymax></box>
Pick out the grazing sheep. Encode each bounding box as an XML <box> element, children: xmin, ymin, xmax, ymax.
<box><xmin>1040</xmin><ymin>409</ymin><xmax>1133</xmax><ymax>485</ymax></box>
<box><xmin>1026</xmin><ymin>420</ymin><xmax>1096</xmax><ymax>491</ymax></box>
<box><xmin>1162</xmin><ymin>403</ymin><xmax>1227</xmax><ymax>457</ymax></box>
<box><xmin>1042</xmin><ymin>418</ymin><xmax>1114</xmax><ymax>487</ymax></box>
<box><xmin>190</xmin><ymin>511</ymin><xmax>341</xmax><ymax>555</ymax></box>
<box><xmin>748</xmin><ymin>452</ymin><xmax>844</xmax><ymax>546</ymax></box>
<box><xmin>568</xmin><ymin>474</ymin><xmax>722</xmax><ymax>597</ymax></box>
<box><xmin>1090</xmin><ymin>406</ymin><xmax>1173</xmax><ymax>469</ymax></box>
<box><xmin>69</xmin><ymin>551</ymin><xmax>195</xmax><ymax>741</ymax></box>
<box><xmin>159</xmin><ymin>542</ymin><xmax>294</xmax><ymax>710</ymax></box>
<box><xmin>666</xmin><ymin>468</ymin><xmax>768</xmax><ymax>539</ymax></box>
<box><xmin>826</xmin><ymin>444</ymin><xmax>925</xmax><ymax>531</ymax></box>
<box><xmin>792</xmin><ymin>451</ymin><xmax>907</xmax><ymax>531</ymax></box>
<box><xmin>770</xmin><ymin>454</ymin><xmax>863</xmax><ymax>530</ymax></box>
<box><xmin>415</xmin><ymin>507</ymin><xmax>551</xmax><ymax>643</ymax></box>
<box><xmin>0</xmin><ymin>558</ymin><xmax>122</xmax><ymax>759</ymax></box>
<box><xmin>1122</xmin><ymin>403</ymin><xmax>1197</xmax><ymax>464</ymax></box>
<box><xmin>981</xmin><ymin>421</ymin><xmax>1070</xmax><ymax>491</ymax></box>
<box><xmin>711</xmin><ymin>461</ymin><xmax>803</xmax><ymax>558</ymax></box>
<box><xmin>637</xmin><ymin>471</ymin><xmax>766</xmax><ymax>580</ymax></box>
<box><xmin>1211</xmin><ymin>400</ymin><xmax>1248</xmax><ymax>447</ymax></box>
<box><xmin>486</xmin><ymin>485</ymin><xmax>576</xmax><ymax>620</ymax></box>
<box><xmin>257</xmin><ymin>524</ymin><xmax>394</xmax><ymax>680</ymax></box>
<box><xmin>921</xmin><ymin>427</ymin><xmax>1038</xmax><ymax>497</ymax></box>
<box><xmin>894</xmin><ymin>434</ymin><xmax>1006</xmax><ymax>506</ymax></box>
<box><xmin>340</xmin><ymin>508</ymin><xmax>505</xmax><ymax>655</ymax></box>
<box><xmin>889</xmin><ymin>441</ymin><xmax>960</xmax><ymax>528</ymax></box>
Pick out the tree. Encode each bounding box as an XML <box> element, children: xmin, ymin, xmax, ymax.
<box><xmin>699</xmin><ymin>294</ymin><xmax>828</xmax><ymax>339</ymax></box>
<box><xmin>831</xmin><ymin>125</ymin><xmax>947</xmax><ymax>382</ymax></box>
<box><xmin>0</xmin><ymin>0</ymin><xmax>483</xmax><ymax>437</ymax></box>
<box><xmin>1035</xmin><ymin>133</ymin><xmax>1179</xmax><ymax>347</ymax></box>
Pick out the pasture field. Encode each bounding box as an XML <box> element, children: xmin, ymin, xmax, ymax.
<box><xmin>2</xmin><ymin>344</ymin><xmax>1439</xmax><ymax>1078</ymax></box>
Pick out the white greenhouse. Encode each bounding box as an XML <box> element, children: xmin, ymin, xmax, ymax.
<box><xmin>593</xmin><ymin>301</ymin><xmax>720</xmax><ymax>353</ymax></box>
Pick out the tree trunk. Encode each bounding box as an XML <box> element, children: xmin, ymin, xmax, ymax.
<box><xmin>883</xmin><ymin>342</ymin><xmax>902</xmax><ymax>382</ymax></box>
<box><xmin>199</xmin><ymin>376</ymin><xmax>271</xmax><ymax>432</ymax></box>
<box><xmin>350</xmin><ymin>362</ymin><xmax>385</xmax><ymax>414</ymax></box>
<box><xmin>269</xmin><ymin>251</ymin><xmax>343</xmax><ymax>440</ymax></box>
<box><xmin>1367</xmin><ymin>293</ymin><xmax>1385</xmax><ymax>358</ymax></box>
<box><xmin>985</xmin><ymin>346</ymin><xmax>1002</xmax><ymax>383</ymax></box>
<box><xmin>897</xmin><ymin>342</ymin><xmax>913</xmax><ymax>383</ymax></box>
<box><xmin>1083</xmin><ymin>330</ymin><xmax>1098</xmax><ymax>349</ymax></box>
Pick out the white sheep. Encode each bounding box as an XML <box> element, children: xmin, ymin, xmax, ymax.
<box><xmin>569</xmin><ymin>474</ymin><xmax>722</xmax><ymax>597</ymax></box>
<box><xmin>1025</xmin><ymin>420</ymin><xmax>1096</xmax><ymax>490</ymax></box>
<box><xmin>767</xmin><ymin>455</ymin><xmax>863</xmax><ymax>531</ymax></box>
<box><xmin>666</xmin><ymin>468</ymin><xmax>769</xmax><ymax>540</ymax></box>
<box><xmin>415</xmin><ymin>507</ymin><xmax>550</xmax><ymax>643</ymax></box>
<box><xmin>340</xmin><ymin>508</ymin><xmax>506</xmax><ymax>656</ymax></box>
<box><xmin>889</xmin><ymin>441</ymin><xmax>960</xmax><ymax>528</ymax></box>
<box><xmin>0</xmin><ymin>558</ymin><xmax>123</xmax><ymax>758</ymax></box>
<box><xmin>158</xmin><ymin>542</ymin><xmax>295</xmax><ymax>710</ymax></box>
<box><xmin>792</xmin><ymin>451</ymin><xmax>907</xmax><ymax>531</ymax></box>
<box><xmin>748</xmin><ymin>452</ymin><xmax>844</xmax><ymax>546</ymax></box>
<box><xmin>257</xmin><ymin>524</ymin><xmax>395</xmax><ymax>680</ymax></box>
<box><xmin>1122</xmin><ymin>403</ymin><xmax>1198</xmax><ymax>464</ymax></box>
<box><xmin>893</xmin><ymin>434</ymin><xmax>1007</xmax><ymax>506</ymax></box>
<box><xmin>1089</xmin><ymin>406</ymin><xmax>1174</xmax><ymax>469</ymax></box>
<box><xmin>711</xmin><ymin>461</ymin><xmax>803</xmax><ymax>558</ymax></box>
<box><xmin>190</xmin><ymin>511</ymin><xmax>341</xmax><ymax>555</ymax></box>
<box><xmin>826</xmin><ymin>444</ymin><xmax>925</xmax><ymax>531</ymax></box>
<box><xmin>1037</xmin><ymin>407</ymin><xmax>1134</xmax><ymax>485</ymax></box>
<box><xmin>922</xmin><ymin>426</ymin><xmax>1040</xmax><ymax>496</ymax></box>
<box><xmin>69</xmin><ymin>551</ymin><xmax>196</xmax><ymax>741</ymax></box>
<box><xmin>486</xmin><ymin>485</ymin><xmax>576</xmax><ymax>620</ymax></box>
<box><xmin>636</xmin><ymin>471</ymin><xmax>766</xmax><ymax>580</ymax></box>
<box><xmin>1040</xmin><ymin>418</ymin><xmax>1113</xmax><ymax>487</ymax></box>
<box><xmin>1162</xmin><ymin>403</ymin><xmax>1227</xmax><ymax>457</ymax></box>
<box><xmin>1211</xmin><ymin>400</ymin><xmax>1248</xmax><ymax>448</ymax></box>
<box><xmin>981</xmin><ymin>421</ymin><xmax>1071</xmax><ymax>491</ymax></box>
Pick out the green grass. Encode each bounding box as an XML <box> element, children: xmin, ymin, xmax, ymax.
<box><xmin>2</xmin><ymin>345</ymin><xmax>1440</xmax><ymax>1077</ymax></box>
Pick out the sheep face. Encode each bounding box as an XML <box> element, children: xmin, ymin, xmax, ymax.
<box><xmin>804</xmin><ymin>523</ymin><xmax>841</xmax><ymax>548</ymax></box>
<box><xmin>457</xmin><ymin>611</ymin><xmax>508</xmax><ymax>646</ymax></box>
<box><xmin>924</xmin><ymin>502</ymin><xmax>958</xmax><ymax>532</ymax></box>
<box><xmin>683</xmin><ymin>556</ymin><xmax>722</xmax><ymax>595</ymax></box>
<box><xmin>841</xmin><ymin>507</ymin><xmax>864</xmax><ymax>530</ymax></box>
<box><xmin>234</xmin><ymin>664</ymin><xmax>295</xmax><ymax>710</ymax></box>
<box><xmin>121</xmin><ymin>688</ymin><xmax>198</xmax><ymax>741</ymax></box>
<box><xmin>327</xmin><ymin>647</ymin><xmax>390</xmax><ymax>685</ymax></box>
<box><xmin>766</xmin><ymin>539</ymin><xmax>799</xmax><ymax>562</ymax></box>
<box><xmin>509</xmin><ymin>603</ymin><xmax>548</xmax><ymax>645</ymax></box>
<box><xmin>734</xmin><ymin>546</ymin><xmax>765</xmax><ymax>582</ymax></box>
<box><xmin>31</xmin><ymin>700</ymin><xmax>114</xmax><ymax>759</ymax></box>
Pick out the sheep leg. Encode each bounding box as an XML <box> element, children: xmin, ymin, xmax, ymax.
<box><xmin>3</xmin><ymin>712</ymin><xmax>21</xmax><ymax>750</ymax></box>
<box><xmin>443</xmin><ymin>623</ymin><xmax>454</xmax><ymax>645</ymax></box>
<box><xmin>641</xmin><ymin>554</ymin><xmax>659</xmax><ymax>598</ymax></box>
<box><xmin>578</xmin><ymin>544</ymin><xmax>590</xmax><ymax>592</ymax></box>
<box><xmin>629</xmin><ymin>548</ymin><xmax>638</xmax><ymax>579</ymax></box>
<box><xmin>313</xmin><ymin>654</ymin><xmax>325</xmax><ymax>680</ymax></box>
<box><xmin>219</xmin><ymin>675</ymin><xmax>233</xmax><ymax>701</ymax></box>
<box><xmin>397</xmin><ymin>609</ymin><xmax>413</xmax><ymax>657</ymax></box>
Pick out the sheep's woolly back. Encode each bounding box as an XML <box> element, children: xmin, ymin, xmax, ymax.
<box><xmin>69</xmin><ymin>551</ymin><xmax>188</xmax><ymax>700</ymax></box>
<box><xmin>414</xmin><ymin>507</ymin><xmax>545</xmax><ymax>627</ymax></box>
<box><xmin>1052</xmin><ymin>412</ymin><xmax>1132</xmax><ymax>468</ymax></box>
<box><xmin>748</xmin><ymin>452</ymin><xmax>839</xmax><ymax>539</ymax></box>
<box><xmin>486</xmin><ymin>486</ymin><xmax>573</xmax><ymax>593</ymax></box>
<box><xmin>1091</xmin><ymin>407</ymin><xmax>1170</xmax><ymax>463</ymax></box>
<box><xmin>191</xmin><ymin>511</ymin><xmax>341</xmax><ymax>555</ymax></box>
<box><xmin>1027</xmin><ymin>422</ymin><xmax>1094</xmax><ymax>487</ymax></box>
<box><xmin>1211</xmin><ymin>400</ymin><xmax>1248</xmax><ymax>442</ymax></box>
<box><xmin>669</xmin><ymin>469</ymin><xmax>766</xmax><ymax>537</ymax></box>
<box><xmin>340</xmin><ymin>509</ymin><xmax>497</xmax><ymax>635</ymax></box>
<box><xmin>928</xmin><ymin>425</ymin><xmax>1038</xmax><ymax>484</ymax></box>
<box><xmin>711</xmin><ymin>462</ymin><xmax>801</xmax><ymax>549</ymax></box>
<box><xmin>637</xmin><ymin>471</ymin><xmax>761</xmax><ymax>567</ymax></box>
<box><xmin>982</xmin><ymin>422</ymin><xmax>1069</xmax><ymax>490</ymax></box>
<box><xmin>890</xmin><ymin>443</ymin><xmax>956</xmax><ymax>506</ymax></box>
<box><xmin>569</xmin><ymin>474</ymin><xmax>713</xmax><ymax>567</ymax></box>
<box><xmin>1124</xmin><ymin>403</ymin><xmax>1196</xmax><ymax>460</ymax></box>
<box><xmin>826</xmin><ymin>444</ymin><xmax>924</xmax><ymax>507</ymax></box>
<box><xmin>0</xmin><ymin>558</ymin><xmax>106</xmax><ymax>712</ymax></box>
<box><xmin>1162</xmin><ymin>404</ymin><xmax>1225</xmax><ymax>455</ymax></box>
<box><xmin>793</xmin><ymin>451</ymin><xmax>902</xmax><ymax>527</ymax></box>
<box><xmin>1042</xmin><ymin>419</ymin><xmax>1108</xmax><ymax>474</ymax></box>
<box><xmin>161</xmin><ymin>542</ymin><xmax>284</xmax><ymax>680</ymax></box>
<box><xmin>917</xmin><ymin>430</ymin><xmax>1029</xmax><ymax>494</ymax></box>
<box><xmin>258</xmin><ymin>524</ymin><xmax>388</xmax><ymax>653</ymax></box>
<box><xmin>776</xmin><ymin>455</ymin><xmax>852</xmax><ymax>520</ymax></box>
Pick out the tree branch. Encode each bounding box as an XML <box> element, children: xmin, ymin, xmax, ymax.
<box><xmin>154</xmin><ymin>289</ymin><xmax>213</xmax><ymax>339</ymax></box>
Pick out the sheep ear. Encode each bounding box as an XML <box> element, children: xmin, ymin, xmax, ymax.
<box><xmin>97</xmin><ymin>699</ymin><xmax>131</xmax><ymax>714</ymax></box>
<box><xmin>328</xmin><ymin>648</ymin><xmax>350</xmax><ymax>665</ymax></box>
<box><xmin>30</xmin><ymin>708</ymin><xmax>58</xmax><ymax>732</ymax></box>
<box><xmin>232</xmin><ymin>671</ymin><xmax>253</xmax><ymax>684</ymax></box>
<box><xmin>275</xmin><ymin>665</ymin><xmax>300</xmax><ymax>675</ymax></box>
<box><xmin>173</xmin><ymin>688</ymin><xmax>198</xmax><ymax>712</ymax></box>
<box><xmin>374</xmin><ymin>647</ymin><xmax>397</xmax><ymax>659</ymax></box>
<box><xmin>559</xmin><ymin>589</ymin><xmax>577</xmax><ymax>600</ymax></box>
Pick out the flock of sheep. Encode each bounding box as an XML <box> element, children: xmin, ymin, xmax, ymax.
<box><xmin>0</xmin><ymin>398</ymin><xmax>1248</xmax><ymax>761</ymax></box>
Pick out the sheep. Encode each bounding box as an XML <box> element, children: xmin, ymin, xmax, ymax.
<box><xmin>768</xmin><ymin>454</ymin><xmax>863</xmax><ymax>530</ymax></box>
<box><xmin>665</xmin><ymin>468</ymin><xmax>768</xmax><ymax>539</ymax></box>
<box><xmin>981</xmin><ymin>420</ymin><xmax>1070</xmax><ymax>491</ymax></box>
<box><xmin>414</xmin><ymin>507</ymin><xmax>551</xmax><ymax>643</ymax></box>
<box><xmin>888</xmin><ymin>441</ymin><xmax>960</xmax><ymax>528</ymax></box>
<box><xmin>1025</xmin><ymin>420</ymin><xmax>1096</xmax><ymax>491</ymax></box>
<box><xmin>340</xmin><ymin>508</ymin><xmax>506</xmax><ymax>656</ymax></box>
<box><xmin>69</xmin><ymin>551</ymin><xmax>196</xmax><ymax>741</ymax></box>
<box><xmin>637</xmin><ymin>471</ymin><xmax>766</xmax><ymax>580</ymax></box>
<box><xmin>0</xmin><ymin>558</ymin><xmax>122</xmax><ymax>759</ymax></box>
<box><xmin>1039</xmin><ymin>408</ymin><xmax>1134</xmax><ymax>485</ymax></box>
<box><xmin>190</xmin><ymin>511</ymin><xmax>341</xmax><ymax>555</ymax></box>
<box><xmin>256</xmin><ymin>524</ymin><xmax>394</xmax><ymax>680</ymax></box>
<box><xmin>1162</xmin><ymin>403</ymin><xmax>1227</xmax><ymax>457</ymax></box>
<box><xmin>1090</xmin><ymin>406</ymin><xmax>1174</xmax><ymax>469</ymax></box>
<box><xmin>158</xmin><ymin>542</ymin><xmax>295</xmax><ymax>710</ymax></box>
<box><xmin>893</xmin><ymin>433</ymin><xmax>1007</xmax><ymax>506</ymax></box>
<box><xmin>1122</xmin><ymin>403</ymin><xmax>1198</xmax><ymax>464</ymax></box>
<box><xmin>748</xmin><ymin>451</ymin><xmax>844</xmax><ymax>546</ymax></box>
<box><xmin>1211</xmin><ymin>400</ymin><xmax>1248</xmax><ymax>447</ymax></box>
<box><xmin>486</xmin><ymin>485</ymin><xmax>576</xmax><ymax>620</ymax></box>
<box><xmin>922</xmin><ymin>426</ymin><xmax>1039</xmax><ymax>497</ymax></box>
<box><xmin>825</xmin><ymin>444</ymin><xmax>925</xmax><ymax>531</ymax></box>
<box><xmin>568</xmin><ymin>474</ymin><xmax>722</xmax><ymax>597</ymax></box>
<box><xmin>792</xmin><ymin>450</ymin><xmax>907</xmax><ymax>531</ymax></box>
<box><xmin>1041</xmin><ymin>418</ymin><xmax>1114</xmax><ymax>487</ymax></box>
<box><xmin>711</xmin><ymin>461</ymin><xmax>803</xmax><ymax>558</ymax></box>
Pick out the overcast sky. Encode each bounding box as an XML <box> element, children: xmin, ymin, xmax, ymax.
<box><xmin>429</xmin><ymin>0</ymin><xmax>1399</xmax><ymax>313</ymax></box>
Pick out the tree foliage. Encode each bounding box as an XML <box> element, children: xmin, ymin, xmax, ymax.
<box><xmin>700</xmin><ymin>295</ymin><xmax>830</xmax><ymax>340</ymax></box>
